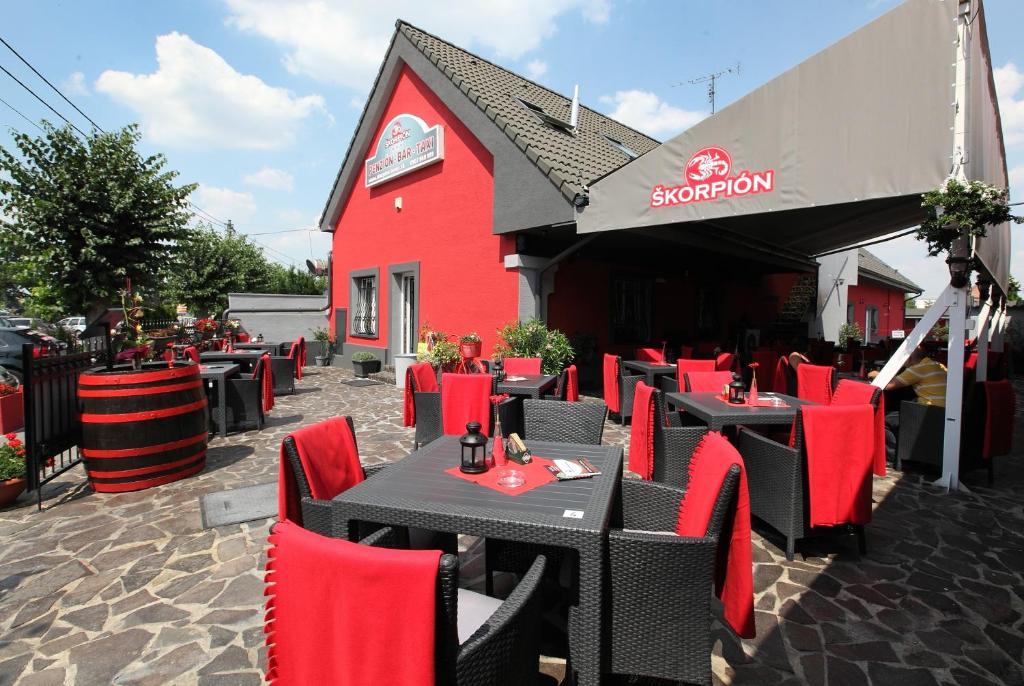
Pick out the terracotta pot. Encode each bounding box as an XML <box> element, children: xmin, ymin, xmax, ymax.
<box><xmin>0</xmin><ymin>389</ymin><xmax>24</xmax><ymax>433</ymax></box>
<box><xmin>460</xmin><ymin>341</ymin><xmax>482</xmax><ymax>358</ymax></box>
<box><xmin>0</xmin><ymin>477</ymin><xmax>26</xmax><ymax>508</ymax></box>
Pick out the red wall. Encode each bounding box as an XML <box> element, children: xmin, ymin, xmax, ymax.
<box><xmin>848</xmin><ymin>279</ymin><xmax>908</xmax><ymax>341</ymax></box>
<box><xmin>331</xmin><ymin>66</ymin><xmax>517</xmax><ymax>356</ymax></box>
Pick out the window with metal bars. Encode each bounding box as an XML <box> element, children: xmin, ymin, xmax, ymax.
<box><xmin>352</xmin><ymin>275</ymin><xmax>377</xmax><ymax>337</ymax></box>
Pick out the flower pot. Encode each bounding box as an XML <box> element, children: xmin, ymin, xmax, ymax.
<box><xmin>315</xmin><ymin>355</ymin><xmax>332</xmax><ymax>367</ymax></box>
<box><xmin>352</xmin><ymin>360</ymin><xmax>381</xmax><ymax>378</ymax></box>
<box><xmin>0</xmin><ymin>477</ymin><xmax>26</xmax><ymax>508</ymax></box>
<box><xmin>460</xmin><ymin>341</ymin><xmax>482</xmax><ymax>358</ymax></box>
<box><xmin>0</xmin><ymin>389</ymin><xmax>25</xmax><ymax>433</ymax></box>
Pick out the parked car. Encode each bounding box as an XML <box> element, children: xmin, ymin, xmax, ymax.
<box><xmin>58</xmin><ymin>316</ymin><xmax>86</xmax><ymax>334</ymax></box>
<box><xmin>0</xmin><ymin>322</ymin><xmax>60</xmax><ymax>382</ymax></box>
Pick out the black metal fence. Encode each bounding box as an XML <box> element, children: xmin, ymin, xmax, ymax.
<box><xmin>22</xmin><ymin>343</ymin><xmax>96</xmax><ymax>509</ymax></box>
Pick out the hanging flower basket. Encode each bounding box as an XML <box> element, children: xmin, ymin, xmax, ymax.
<box><xmin>0</xmin><ymin>388</ymin><xmax>24</xmax><ymax>434</ymax></box>
<box><xmin>460</xmin><ymin>341</ymin><xmax>482</xmax><ymax>359</ymax></box>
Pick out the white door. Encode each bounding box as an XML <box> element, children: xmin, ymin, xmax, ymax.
<box><xmin>400</xmin><ymin>274</ymin><xmax>416</xmax><ymax>354</ymax></box>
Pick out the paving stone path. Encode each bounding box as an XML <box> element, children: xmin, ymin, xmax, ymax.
<box><xmin>0</xmin><ymin>367</ymin><xmax>1022</xmax><ymax>685</ymax></box>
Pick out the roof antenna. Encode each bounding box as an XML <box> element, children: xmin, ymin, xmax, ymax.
<box><xmin>569</xmin><ymin>84</ymin><xmax>580</xmax><ymax>130</ymax></box>
<box><xmin>672</xmin><ymin>62</ymin><xmax>740</xmax><ymax>114</ymax></box>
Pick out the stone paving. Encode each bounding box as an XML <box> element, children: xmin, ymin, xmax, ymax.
<box><xmin>0</xmin><ymin>366</ymin><xmax>1022</xmax><ymax>685</ymax></box>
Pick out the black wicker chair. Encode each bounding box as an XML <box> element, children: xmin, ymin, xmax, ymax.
<box><xmin>606</xmin><ymin>355</ymin><xmax>643</xmax><ymax>425</ymax></box>
<box><xmin>210</xmin><ymin>359</ymin><xmax>266</xmax><ymax>433</ymax></box>
<box><xmin>738</xmin><ymin>412</ymin><xmax>868</xmax><ymax>560</ymax></box>
<box><xmin>896</xmin><ymin>383</ymin><xmax>989</xmax><ymax>481</ymax></box>
<box><xmin>605</xmin><ymin>471</ymin><xmax>740</xmax><ymax>686</ymax></box>
<box><xmin>269</xmin><ymin>356</ymin><xmax>295</xmax><ymax>395</ymax></box>
<box><xmin>281</xmin><ymin>417</ymin><xmax>391</xmax><ymax>537</ymax></box>
<box><xmin>271</xmin><ymin>523</ymin><xmax>548</xmax><ymax>686</ymax></box>
<box><xmin>541</xmin><ymin>368</ymin><xmax>570</xmax><ymax>401</ymax></box>
<box><xmin>412</xmin><ymin>372</ymin><xmax>497</xmax><ymax>449</ymax></box>
<box><xmin>521</xmin><ymin>399</ymin><xmax>606</xmax><ymax>445</ymax></box>
<box><xmin>646</xmin><ymin>388</ymin><xmax>710</xmax><ymax>488</ymax></box>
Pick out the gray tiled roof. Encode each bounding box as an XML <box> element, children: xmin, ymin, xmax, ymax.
<box><xmin>857</xmin><ymin>248</ymin><xmax>921</xmax><ymax>293</ymax></box>
<box><xmin>398</xmin><ymin>21</ymin><xmax>660</xmax><ymax>203</ymax></box>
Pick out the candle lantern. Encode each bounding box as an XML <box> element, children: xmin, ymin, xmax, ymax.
<box><xmin>459</xmin><ymin>422</ymin><xmax>488</xmax><ymax>474</ymax></box>
<box><xmin>728</xmin><ymin>375</ymin><xmax>746</xmax><ymax>405</ymax></box>
<box><xmin>493</xmin><ymin>358</ymin><xmax>505</xmax><ymax>382</ymax></box>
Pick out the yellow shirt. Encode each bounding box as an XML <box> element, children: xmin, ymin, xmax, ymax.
<box><xmin>896</xmin><ymin>357</ymin><xmax>947</xmax><ymax>407</ymax></box>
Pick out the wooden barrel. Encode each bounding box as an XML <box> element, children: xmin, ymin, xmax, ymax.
<box><xmin>78</xmin><ymin>363</ymin><xmax>208</xmax><ymax>493</ymax></box>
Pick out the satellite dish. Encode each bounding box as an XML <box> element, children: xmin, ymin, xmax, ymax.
<box><xmin>305</xmin><ymin>259</ymin><xmax>317</xmax><ymax>274</ymax></box>
<box><xmin>305</xmin><ymin>259</ymin><xmax>328</xmax><ymax>276</ymax></box>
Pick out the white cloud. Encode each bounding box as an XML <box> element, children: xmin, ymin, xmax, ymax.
<box><xmin>525</xmin><ymin>59</ymin><xmax>548</xmax><ymax>81</ymax></box>
<box><xmin>995</xmin><ymin>61</ymin><xmax>1024</xmax><ymax>147</ymax></box>
<box><xmin>599</xmin><ymin>90</ymin><xmax>705</xmax><ymax>138</ymax></box>
<box><xmin>223</xmin><ymin>0</ymin><xmax>609</xmax><ymax>89</ymax></box>
<box><xmin>62</xmin><ymin>71</ymin><xmax>89</xmax><ymax>96</ymax></box>
<box><xmin>192</xmin><ymin>184</ymin><xmax>257</xmax><ymax>224</ymax></box>
<box><xmin>276</xmin><ymin>208</ymin><xmax>307</xmax><ymax>225</ymax></box>
<box><xmin>1010</xmin><ymin>164</ymin><xmax>1024</xmax><ymax>199</ymax></box>
<box><xmin>95</xmin><ymin>32</ymin><xmax>324</xmax><ymax>150</ymax></box>
<box><xmin>244</xmin><ymin>166</ymin><xmax>294</xmax><ymax>191</ymax></box>
<box><xmin>349</xmin><ymin>96</ymin><xmax>365</xmax><ymax>110</ymax></box>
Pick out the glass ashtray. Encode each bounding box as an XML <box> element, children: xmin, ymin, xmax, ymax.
<box><xmin>495</xmin><ymin>468</ymin><xmax>526</xmax><ymax>488</ymax></box>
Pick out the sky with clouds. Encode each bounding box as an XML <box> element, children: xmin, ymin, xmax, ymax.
<box><xmin>1</xmin><ymin>0</ymin><xmax>1022</xmax><ymax>296</ymax></box>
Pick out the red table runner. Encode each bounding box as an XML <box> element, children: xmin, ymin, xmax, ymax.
<box><xmin>445</xmin><ymin>456</ymin><xmax>558</xmax><ymax>495</ymax></box>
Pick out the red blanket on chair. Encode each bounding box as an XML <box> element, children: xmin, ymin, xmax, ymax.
<box><xmin>983</xmin><ymin>380</ymin><xmax>1015</xmax><ymax>459</ymax></box>
<box><xmin>278</xmin><ymin>417</ymin><xmax>364</xmax><ymax>524</ymax></box>
<box><xmin>627</xmin><ymin>382</ymin><xmax>657</xmax><ymax>479</ymax></box>
<box><xmin>603</xmin><ymin>354</ymin><xmax>621</xmax><ymax>413</ymax></box>
<box><xmin>796</xmin><ymin>364</ymin><xmax>833</xmax><ymax>405</ymax></box>
<box><xmin>403</xmin><ymin>363</ymin><xmax>438</xmax><ymax>426</ymax></box>
<box><xmin>715</xmin><ymin>352</ymin><xmax>735</xmax><ymax>372</ymax></box>
<box><xmin>675</xmin><ymin>432</ymin><xmax>755</xmax><ymax>639</ymax></box>
<box><xmin>183</xmin><ymin>346</ymin><xmax>199</xmax><ymax>363</ymax></box>
<box><xmin>503</xmin><ymin>357</ymin><xmax>541</xmax><ymax>375</ymax></box>
<box><xmin>635</xmin><ymin>347</ymin><xmax>665</xmax><ymax>363</ymax></box>
<box><xmin>265</xmin><ymin>521</ymin><xmax>441</xmax><ymax>686</ymax></box>
<box><xmin>801</xmin><ymin>405</ymin><xmax>873</xmax><ymax>527</ymax></box>
<box><xmin>831</xmin><ymin>379</ymin><xmax>885</xmax><ymax>476</ymax></box>
<box><xmin>441</xmin><ymin>373</ymin><xmax>492</xmax><ymax>437</ymax></box>
<box><xmin>256</xmin><ymin>353</ymin><xmax>275</xmax><ymax>414</ymax></box>
<box><xmin>287</xmin><ymin>341</ymin><xmax>303</xmax><ymax>380</ymax></box>
<box><xmin>685</xmin><ymin>371</ymin><xmax>734</xmax><ymax>393</ymax></box>
<box><xmin>565</xmin><ymin>364</ymin><xmax>579</xmax><ymax>402</ymax></box>
<box><xmin>676</xmin><ymin>358</ymin><xmax>715</xmax><ymax>386</ymax></box>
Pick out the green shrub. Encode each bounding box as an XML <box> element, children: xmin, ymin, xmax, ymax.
<box><xmin>459</xmin><ymin>332</ymin><xmax>481</xmax><ymax>343</ymax></box>
<box><xmin>352</xmin><ymin>351</ymin><xmax>377</xmax><ymax>362</ymax></box>
<box><xmin>422</xmin><ymin>339</ymin><xmax>460</xmax><ymax>371</ymax></box>
<box><xmin>494</xmin><ymin>319</ymin><xmax>574</xmax><ymax>375</ymax></box>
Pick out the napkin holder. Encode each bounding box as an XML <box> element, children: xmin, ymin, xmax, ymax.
<box><xmin>505</xmin><ymin>433</ymin><xmax>532</xmax><ymax>464</ymax></box>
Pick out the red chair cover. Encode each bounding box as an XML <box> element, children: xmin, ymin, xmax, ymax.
<box><xmin>162</xmin><ymin>348</ymin><xmax>174</xmax><ymax>366</ymax></box>
<box><xmin>278</xmin><ymin>416</ymin><xmax>364</xmax><ymax>525</ymax></box>
<box><xmin>565</xmin><ymin>364</ymin><xmax>579</xmax><ymax>402</ymax></box>
<box><xmin>634</xmin><ymin>347</ymin><xmax>665</xmax><ymax>363</ymax></box>
<box><xmin>676</xmin><ymin>358</ymin><xmax>715</xmax><ymax>386</ymax></box>
<box><xmin>627</xmin><ymin>382</ymin><xmax>657</xmax><ymax>479</ymax></box>
<box><xmin>603</xmin><ymin>354</ymin><xmax>621</xmax><ymax>413</ymax></box>
<box><xmin>183</xmin><ymin>346</ymin><xmax>199</xmax><ymax>364</ymax></box>
<box><xmin>772</xmin><ymin>357</ymin><xmax>788</xmax><ymax>394</ymax></box>
<box><xmin>677</xmin><ymin>345</ymin><xmax>694</xmax><ymax>359</ymax></box>
<box><xmin>685</xmin><ymin>371</ymin><xmax>734</xmax><ymax>393</ymax></box>
<box><xmin>237</xmin><ymin>332</ymin><xmax>250</xmax><ymax>342</ymax></box>
<box><xmin>796</xmin><ymin>364</ymin><xmax>834</xmax><ymax>405</ymax></box>
<box><xmin>296</xmin><ymin>337</ymin><xmax>307</xmax><ymax>369</ymax></box>
<box><xmin>265</xmin><ymin>521</ymin><xmax>441</xmax><ymax>686</ymax></box>
<box><xmin>403</xmin><ymin>363</ymin><xmax>439</xmax><ymax>427</ymax></box>
<box><xmin>441</xmin><ymin>373</ymin><xmax>492</xmax><ymax>437</ymax></box>
<box><xmin>715</xmin><ymin>352</ymin><xmax>735</xmax><ymax>372</ymax></box>
<box><xmin>503</xmin><ymin>357</ymin><xmax>541</xmax><ymax>375</ymax></box>
<box><xmin>831</xmin><ymin>379</ymin><xmax>885</xmax><ymax>476</ymax></box>
<box><xmin>983</xmin><ymin>380</ymin><xmax>1015</xmax><ymax>459</ymax></box>
<box><xmin>675</xmin><ymin>432</ymin><xmax>755</xmax><ymax>639</ymax></box>
<box><xmin>255</xmin><ymin>353</ymin><xmax>275</xmax><ymax>414</ymax></box>
<box><xmin>287</xmin><ymin>341</ymin><xmax>303</xmax><ymax>380</ymax></box>
<box><xmin>801</xmin><ymin>405</ymin><xmax>873</xmax><ymax>527</ymax></box>
<box><xmin>751</xmin><ymin>350</ymin><xmax>778</xmax><ymax>392</ymax></box>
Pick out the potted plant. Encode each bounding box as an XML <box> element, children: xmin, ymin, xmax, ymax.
<box><xmin>0</xmin><ymin>432</ymin><xmax>27</xmax><ymax>508</ymax></box>
<box><xmin>459</xmin><ymin>332</ymin><xmax>482</xmax><ymax>359</ymax></box>
<box><xmin>421</xmin><ymin>338</ymin><xmax>460</xmax><ymax>372</ymax></box>
<box><xmin>0</xmin><ymin>382</ymin><xmax>23</xmax><ymax>434</ymax></box>
<box><xmin>114</xmin><ymin>284</ymin><xmax>153</xmax><ymax>371</ymax></box>
<box><xmin>313</xmin><ymin>327</ymin><xmax>333</xmax><ymax>366</ymax></box>
<box><xmin>351</xmin><ymin>351</ymin><xmax>381</xmax><ymax>378</ymax></box>
<box><xmin>194</xmin><ymin>317</ymin><xmax>219</xmax><ymax>339</ymax></box>
<box><xmin>494</xmin><ymin>318</ymin><xmax>575</xmax><ymax>375</ymax></box>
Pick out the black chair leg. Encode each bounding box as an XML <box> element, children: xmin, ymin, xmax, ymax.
<box><xmin>856</xmin><ymin>525</ymin><xmax>867</xmax><ymax>555</ymax></box>
<box><xmin>785</xmin><ymin>536</ymin><xmax>796</xmax><ymax>561</ymax></box>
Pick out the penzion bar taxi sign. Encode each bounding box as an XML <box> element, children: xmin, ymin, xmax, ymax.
<box><xmin>364</xmin><ymin>114</ymin><xmax>445</xmax><ymax>188</ymax></box>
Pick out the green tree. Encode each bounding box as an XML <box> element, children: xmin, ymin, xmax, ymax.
<box><xmin>0</xmin><ymin>122</ymin><xmax>196</xmax><ymax>317</ymax></box>
<box><xmin>1007</xmin><ymin>275</ymin><xmax>1020</xmax><ymax>302</ymax></box>
<box><xmin>266</xmin><ymin>264</ymin><xmax>327</xmax><ymax>295</ymax></box>
<box><xmin>165</xmin><ymin>223</ymin><xmax>272</xmax><ymax>316</ymax></box>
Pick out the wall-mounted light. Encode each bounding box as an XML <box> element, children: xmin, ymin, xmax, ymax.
<box><xmin>394</xmin><ymin>196</ymin><xmax>403</xmax><ymax>211</ymax></box>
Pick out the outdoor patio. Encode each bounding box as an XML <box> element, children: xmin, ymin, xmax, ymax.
<box><xmin>1</xmin><ymin>367</ymin><xmax>1022</xmax><ymax>686</ymax></box>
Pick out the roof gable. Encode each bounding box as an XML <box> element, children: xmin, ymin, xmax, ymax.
<box><xmin>857</xmin><ymin>248</ymin><xmax>921</xmax><ymax>294</ymax></box>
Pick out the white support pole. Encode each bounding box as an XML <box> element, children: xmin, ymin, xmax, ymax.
<box><xmin>991</xmin><ymin>306</ymin><xmax>1006</xmax><ymax>352</ymax></box>
<box><xmin>872</xmin><ymin>285</ymin><xmax>955</xmax><ymax>389</ymax></box>
<box><xmin>936</xmin><ymin>286</ymin><xmax>969</xmax><ymax>491</ymax></box>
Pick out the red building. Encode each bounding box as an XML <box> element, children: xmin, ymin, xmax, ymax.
<box><xmin>848</xmin><ymin>249</ymin><xmax>921</xmax><ymax>343</ymax></box>
<box><xmin>320</xmin><ymin>22</ymin><xmax>817</xmax><ymax>371</ymax></box>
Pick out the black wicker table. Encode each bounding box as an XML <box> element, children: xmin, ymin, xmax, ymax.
<box><xmin>199</xmin><ymin>363</ymin><xmax>239</xmax><ymax>438</ymax></box>
<box><xmin>331</xmin><ymin>436</ymin><xmax>623</xmax><ymax>686</ymax></box>
<box><xmin>622</xmin><ymin>360</ymin><xmax>677</xmax><ymax>387</ymax></box>
<box><xmin>200</xmin><ymin>351</ymin><xmax>264</xmax><ymax>373</ymax></box>
<box><xmin>496</xmin><ymin>373</ymin><xmax>557</xmax><ymax>399</ymax></box>
<box><xmin>665</xmin><ymin>391</ymin><xmax>814</xmax><ymax>431</ymax></box>
<box><xmin>232</xmin><ymin>341</ymin><xmax>285</xmax><ymax>355</ymax></box>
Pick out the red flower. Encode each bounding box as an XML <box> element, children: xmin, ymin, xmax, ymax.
<box><xmin>489</xmin><ymin>393</ymin><xmax>510</xmax><ymax>405</ymax></box>
<box><xmin>748</xmin><ymin>362</ymin><xmax>760</xmax><ymax>369</ymax></box>
<box><xmin>4</xmin><ymin>433</ymin><xmax>15</xmax><ymax>441</ymax></box>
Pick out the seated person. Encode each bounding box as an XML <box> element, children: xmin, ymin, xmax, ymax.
<box><xmin>868</xmin><ymin>346</ymin><xmax>948</xmax><ymax>464</ymax></box>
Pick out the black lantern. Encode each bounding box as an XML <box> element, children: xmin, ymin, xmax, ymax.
<box><xmin>728</xmin><ymin>375</ymin><xmax>746</xmax><ymax>404</ymax></box>
<box><xmin>946</xmin><ymin>235</ymin><xmax>972</xmax><ymax>289</ymax></box>
<box><xmin>460</xmin><ymin>422</ymin><xmax>488</xmax><ymax>474</ymax></box>
<box><xmin>977</xmin><ymin>277</ymin><xmax>991</xmax><ymax>303</ymax></box>
<box><xmin>493</xmin><ymin>358</ymin><xmax>505</xmax><ymax>382</ymax></box>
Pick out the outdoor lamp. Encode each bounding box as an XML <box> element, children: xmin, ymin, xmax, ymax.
<box><xmin>946</xmin><ymin>236</ymin><xmax>972</xmax><ymax>289</ymax></box>
<box><xmin>728</xmin><ymin>375</ymin><xmax>746</xmax><ymax>405</ymax></box>
<box><xmin>977</xmin><ymin>277</ymin><xmax>991</xmax><ymax>303</ymax></box>
<box><xmin>459</xmin><ymin>422</ymin><xmax>488</xmax><ymax>474</ymax></box>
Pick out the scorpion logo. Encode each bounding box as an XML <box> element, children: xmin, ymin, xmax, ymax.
<box><xmin>685</xmin><ymin>146</ymin><xmax>732</xmax><ymax>183</ymax></box>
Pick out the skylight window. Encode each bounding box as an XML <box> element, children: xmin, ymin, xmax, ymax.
<box><xmin>603</xmin><ymin>135</ymin><xmax>638</xmax><ymax>159</ymax></box>
<box><xmin>516</xmin><ymin>98</ymin><xmax>574</xmax><ymax>133</ymax></box>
